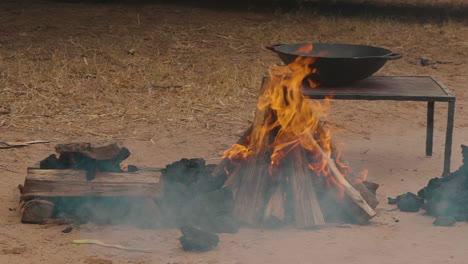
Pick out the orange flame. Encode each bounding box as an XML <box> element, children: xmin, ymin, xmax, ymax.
<box><xmin>223</xmin><ymin>46</ymin><xmax>359</xmax><ymax>197</ymax></box>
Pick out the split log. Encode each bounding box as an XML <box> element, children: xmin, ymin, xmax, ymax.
<box><xmin>286</xmin><ymin>147</ymin><xmax>325</xmax><ymax>228</ymax></box>
<box><xmin>316</xmin><ymin>122</ymin><xmax>379</xmax><ymax>210</ymax></box>
<box><xmin>21</xmin><ymin>166</ymin><xmax>163</xmax><ymax>199</ymax></box>
<box><xmin>307</xmin><ymin>134</ymin><xmax>376</xmax><ymax>223</ymax></box>
<box><xmin>225</xmin><ymin>77</ymin><xmax>275</xmax><ymax>226</ymax></box>
<box><xmin>21</xmin><ymin>199</ymin><xmax>55</xmax><ymax>223</ymax></box>
<box><xmin>263</xmin><ymin>184</ymin><xmax>285</xmax><ymax>226</ymax></box>
<box><xmin>231</xmin><ymin>156</ymin><xmax>271</xmax><ymax>226</ymax></box>
<box><xmin>212</xmin><ymin>77</ymin><xmax>270</xmax><ymax>180</ymax></box>
<box><xmin>211</xmin><ymin>125</ymin><xmax>252</xmax><ymax>180</ymax></box>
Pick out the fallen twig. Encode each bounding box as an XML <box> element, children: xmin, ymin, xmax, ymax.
<box><xmin>0</xmin><ymin>140</ymin><xmax>51</xmax><ymax>149</ymax></box>
<box><xmin>72</xmin><ymin>239</ymin><xmax>152</xmax><ymax>253</ymax></box>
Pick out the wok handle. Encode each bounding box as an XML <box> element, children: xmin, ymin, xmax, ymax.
<box><xmin>265</xmin><ymin>43</ymin><xmax>285</xmax><ymax>52</ymax></box>
<box><xmin>382</xmin><ymin>53</ymin><xmax>403</xmax><ymax>60</ymax></box>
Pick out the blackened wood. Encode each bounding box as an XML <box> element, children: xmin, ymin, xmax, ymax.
<box><xmin>21</xmin><ymin>199</ymin><xmax>55</xmax><ymax>223</ymax></box>
<box><xmin>55</xmin><ymin>141</ymin><xmax>121</xmax><ymax>160</ymax></box>
<box><xmin>179</xmin><ymin>226</ymin><xmax>219</xmax><ymax>252</ymax></box>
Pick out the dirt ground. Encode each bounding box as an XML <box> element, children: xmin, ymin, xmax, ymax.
<box><xmin>1</xmin><ymin>0</ymin><xmax>467</xmax><ymax>263</ymax></box>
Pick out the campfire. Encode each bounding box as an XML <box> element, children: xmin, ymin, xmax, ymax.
<box><xmin>212</xmin><ymin>46</ymin><xmax>379</xmax><ymax>228</ymax></box>
<box><xmin>19</xmin><ymin>44</ymin><xmax>379</xmax><ymax>233</ymax></box>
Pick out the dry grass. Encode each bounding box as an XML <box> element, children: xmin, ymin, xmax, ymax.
<box><xmin>306</xmin><ymin>0</ymin><xmax>468</xmax><ymax>8</ymax></box>
<box><xmin>0</xmin><ymin>0</ymin><xmax>467</xmax><ymax>141</ymax></box>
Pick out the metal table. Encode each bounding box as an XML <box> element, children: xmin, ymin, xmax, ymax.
<box><xmin>302</xmin><ymin>76</ymin><xmax>456</xmax><ymax>176</ymax></box>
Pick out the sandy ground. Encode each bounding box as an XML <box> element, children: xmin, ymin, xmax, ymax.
<box><xmin>1</xmin><ymin>1</ymin><xmax>468</xmax><ymax>264</ymax></box>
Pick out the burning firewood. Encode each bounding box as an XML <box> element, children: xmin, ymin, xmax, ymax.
<box><xmin>216</xmin><ymin>56</ymin><xmax>378</xmax><ymax>227</ymax></box>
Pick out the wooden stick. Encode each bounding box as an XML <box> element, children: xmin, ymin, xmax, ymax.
<box><xmin>227</xmin><ymin>77</ymin><xmax>275</xmax><ymax>226</ymax></box>
<box><xmin>316</xmin><ymin>122</ymin><xmax>379</xmax><ymax>209</ymax></box>
<box><xmin>287</xmin><ymin>147</ymin><xmax>325</xmax><ymax>228</ymax></box>
<box><xmin>212</xmin><ymin>77</ymin><xmax>270</xmax><ymax>179</ymax></box>
<box><xmin>263</xmin><ymin>183</ymin><xmax>285</xmax><ymax>224</ymax></box>
<box><xmin>308</xmin><ymin>134</ymin><xmax>376</xmax><ymax>223</ymax></box>
<box><xmin>232</xmin><ymin>155</ymin><xmax>270</xmax><ymax>226</ymax></box>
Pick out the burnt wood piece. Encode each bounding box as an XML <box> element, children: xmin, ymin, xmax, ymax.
<box><xmin>20</xmin><ymin>166</ymin><xmax>162</xmax><ymax>199</ymax></box>
<box><xmin>21</xmin><ymin>199</ymin><xmax>55</xmax><ymax>223</ymax></box>
<box><xmin>55</xmin><ymin>141</ymin><xmax>121</xmax><ymax>160</ymax></box>
<box><xmin>40</xmin><ymin>148</ymin><xmax>131</xmax><ymax>181</ymax></box>
<box><xmin>184</xmin><ymin>188</ymin><xmax>239</xmax><ymax>234</ymax></box>
<box><xmin>395</xmin><ymin>192</ymin><xmax>424</xmax><ymax>212</ymax></box>
<box><xmin>179</xmin><ymin>225</ymin><xmax>219</xmax><ymax>252</ymax></box>
<box><xmin>160</xmin><ymin>158</ymin><xmax>237</xmax><ymax>231</ymax></box>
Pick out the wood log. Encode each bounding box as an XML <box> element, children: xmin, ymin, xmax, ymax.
<box><xmin>226</xmin><ymin>77</ymin><xmax>277</xmax><ymax>226</ymax></box>
<box><xmin>21</xmin><ymin>166</ymin><xmax>163</xmax><ymax>199</ymax></box>
<box><xmin>21</xmin><ymin>199</ymin><xmax>55</xmax><ymax>223</ymax></box>
<box><xmin>286</xmin><ymin>147</ymin><xmax>325</xmax><ymax>228</ymax></box>
<box><xmin>307</xmin><ymin>134</ymin><xmax>376</xmax><ymax>223</ymax></box>
<box><xmin>316</xmin><ymin>122</ymin><xmax>379</xmax><ymax>210</ymax></box>
<box><xmin>231</xmin><ymin>156</ymin><xmax>271</xmax><ymax>226</ymax></box>
<box><xmin>212</xmin><ymin>77</ymin><xmax>270</xmax><ymax>180</ymax></box>
<box><xmin>263</xmin><ymin>183</ymin><xmax>285</xmax><ymax>226</ymax></box>
<box><xmin>222</xmin><ymin>165</ymin><xmax>243</xmax><ymax>197</ymax></box>
<box><xmin>211</xmin><ymin>125</ymin><xmax>252</xmax><ymax>180</ymax></box>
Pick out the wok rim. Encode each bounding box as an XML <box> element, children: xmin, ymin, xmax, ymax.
<box><xmin>271</xmin><ymin>42</ymin><xmax>395</xmax><ymax>59</ymax></box>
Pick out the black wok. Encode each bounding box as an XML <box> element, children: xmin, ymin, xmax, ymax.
<box><xmin>266</xmin><ymin>43</ymin><xmax>402</xmax><ymax>86</ymax></box>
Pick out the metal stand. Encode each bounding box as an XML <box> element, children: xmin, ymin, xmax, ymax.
<box><xmin>302</xmin><ymin>76</ymin><xmax>456</xmax><ymax>177</ymax></box>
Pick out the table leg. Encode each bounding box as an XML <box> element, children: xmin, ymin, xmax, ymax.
<box><xmin>426</xmin><ymin>101</ymin><xmax>434</xmax><ymax>156</ymax></box>
<box><xmin>443</xmin><ymin>100</ymin><xmax>455</xmax><ymax>177</ymax></box>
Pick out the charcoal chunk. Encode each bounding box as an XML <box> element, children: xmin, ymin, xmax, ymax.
<box><xmin>433</xmin><ymin>216</ymin><xmax>456</xmax><ymax>226</ymax></box>
<box><xmin>179</xmin><ymin>225</ymin><xmax>219</xmax><ymax>252</ymax></box>
<box><xmin>396</xmin><ymin>192</ymin><xmax>424</xmax><ymax>212</ymax></box>
<box><xmin>387</xmin><ymin>197</ymin><xmax>398</xmax><ymax>205</ymax></box>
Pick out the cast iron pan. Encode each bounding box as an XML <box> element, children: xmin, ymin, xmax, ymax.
<box><xmin>266</xmin><ymin>43</ymin><xmax>402</xmax><ymax>86</ymax></box>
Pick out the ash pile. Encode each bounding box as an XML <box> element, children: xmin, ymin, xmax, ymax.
<box><xmin>389</xmin><ymin>144</ymin><xmax>468</xmax><ymax>226</ymax></box>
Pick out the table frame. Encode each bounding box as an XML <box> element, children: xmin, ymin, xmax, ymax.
<box><xmin>302</xmin><ymin>75</ymin><xmax>456</xmax><ymax>177</ymax></box>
